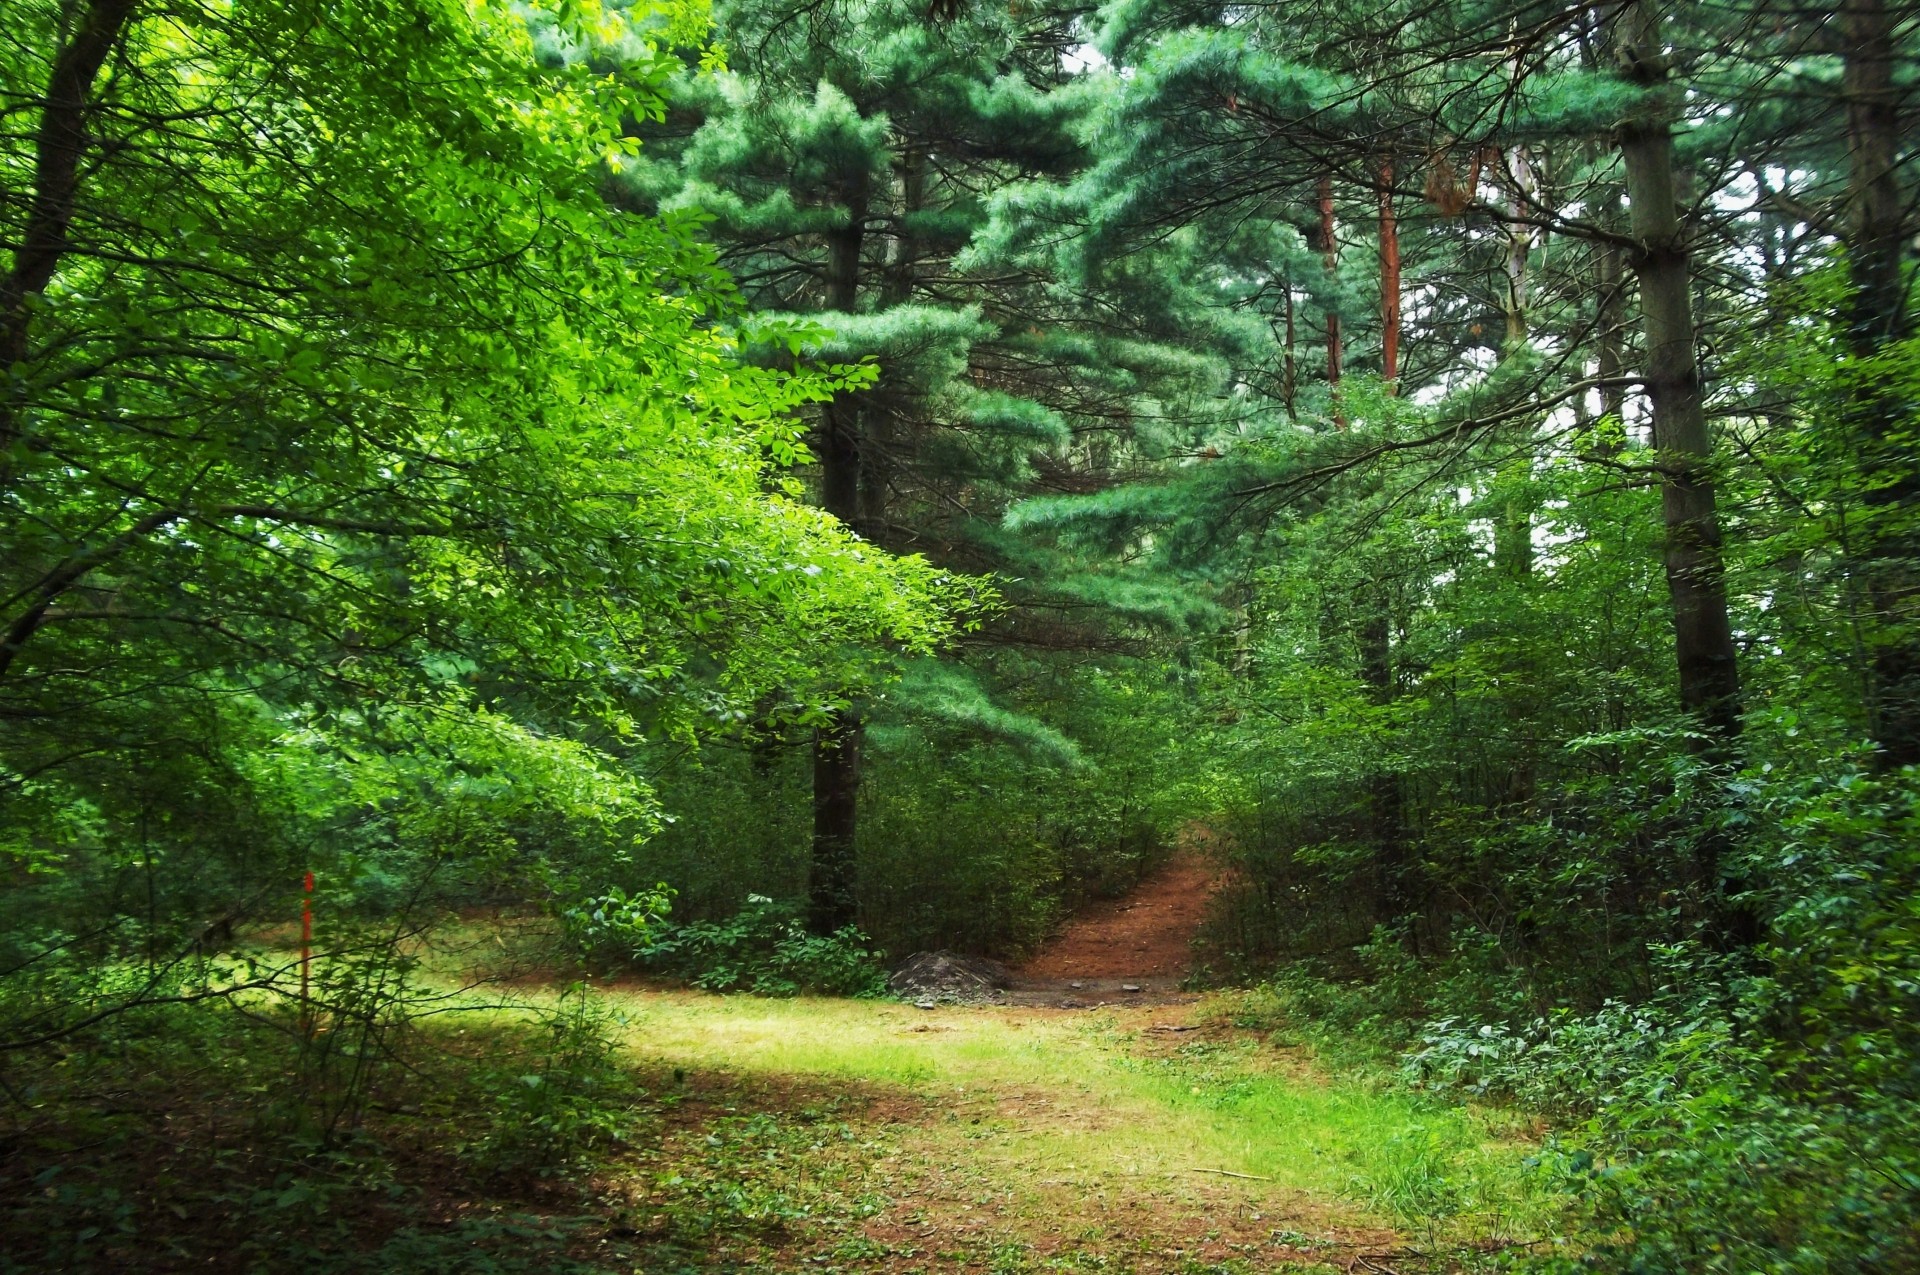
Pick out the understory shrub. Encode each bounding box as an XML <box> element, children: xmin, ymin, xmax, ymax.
<box><xmin>458</xmin><ymin>985</ymin><xmax>643</xmax><ymax>1181</ymax></box>
<box><xmin>634</xmin><ymin>895</ymin><xmax>887</xmax><ymax>997</ymax></box>
<box><xmin>1239</xmin><ymin>761</ymin><xmax>1920</xmax><ymax>1273</ymax></box>
<box><xmin>624</xmin><ymin>696</ymin><xmax>1187</xmax><ymax>961</ymax></box>
<box><xmin>561</xmin><ymin>882</ymin><xmax>677</xmax><ymax>967</ymax></box>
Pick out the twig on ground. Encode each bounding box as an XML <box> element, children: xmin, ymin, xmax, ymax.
<box><xmin>1188</xmin><ymin>1167</ymin><xmax>1273</xmax><ymax>1181</ymax></box>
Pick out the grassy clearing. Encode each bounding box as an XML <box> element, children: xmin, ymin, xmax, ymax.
<box><xmin>1</xmin><ymin>939</ymin><xmax>1560</xmax><ymax>1273</ymax></box>
<box><xmin>524</xmin><ymin>979</ymin><xmax>1562</xmax><ymax>1269</ymax></box>
<box><xmin>608</xmin><ymin>989</ymin><xmax>1534</xmax><ymax>1211</ymax></box>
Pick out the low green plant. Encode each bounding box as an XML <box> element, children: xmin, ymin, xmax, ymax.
<box><xmin>1351</xmin><ymin>1123</ymin><xmax>1467</xmax><ymax>1242</ymax></box>
<box><xmin>635</xmin><ymin>895</ymin><xmax>887</xmax><ymax>997</ymax></box>
<box><xmin>560</xmin><ymin>882</ymin><xmax>676</xmax><ymax>965</ymax></box>
<box><xmin>456</xmin><ymin>984</ymin><xmax>643</xmax><ymax>1181</ymax></box>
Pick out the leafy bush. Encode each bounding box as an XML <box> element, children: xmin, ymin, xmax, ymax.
<box><xmin>561</xmin><ymin>882</ymin><xmax>676</xmax><ymax>965</ymax></box>
<box><xmin>635</xmin><ymin>895</ymin><xmax>887</xmax><ymax>997</ymax></box>
<box><xmin>457</xmin><ymin>985</ymin><xmax>642</xmax><ymax>1181</ymax></box>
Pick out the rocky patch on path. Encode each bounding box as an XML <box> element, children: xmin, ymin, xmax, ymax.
<box><xmin>887</xmin><ymin>950</ymin><xmax>1012</xmax><ymax>1005</ymax></box>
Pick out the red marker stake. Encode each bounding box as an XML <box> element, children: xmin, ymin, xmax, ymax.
<box><xmin>300</xmin><ymin>870</ymin><xmax>314</xmax><ymax>1034</ymax></box>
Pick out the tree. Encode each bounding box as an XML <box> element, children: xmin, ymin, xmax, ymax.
<box><xmin>0</xmin><ymin>0</ymin><xmax>961</xmax><ymax>1030</ymax></box>
<box><xmin>616</xmin><ymin>0</ymin><xmax>1212</xmax><ymax>933</ymax></box>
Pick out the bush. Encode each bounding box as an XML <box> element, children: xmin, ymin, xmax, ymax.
<box><xmin>634</xmin><ymin>896</ymin><xmax>887</xmax><ymax>997</ymax></box>
<box><xmin>457</xmin><ymin>985</ymin><xmax>642</xmax><ymax>1182</ymax></box>
<box><xmin>560</xmin><ymin>882</ymin><xmax>676</xmax><ymax>966</ymax></box>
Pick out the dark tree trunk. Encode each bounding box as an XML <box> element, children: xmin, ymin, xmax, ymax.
<box><xmin>809</xmin><ymin>179</ymin><xmax>869</xmax><ymax>936</ymax></box>
<box><xmin>1358</xmin><ymin>600</ymin><xmax>1413</xmax><ymax>944</ymax></box>
<box><xmin>1282</xmin><ymin>284</ymin><xmax>1298</xmax><ymax>420</ymax></box>
<box><xmin>1491</xmin><ymin>150</ymin><xmax>1539</xmax><ymax>804</ymax></box>
<box><xmin>1378</xmin><ymin>162</ymin><xmax>1400</xmax><ymax>389</ymax></box>
<box><xmin>860</xmin><ymin>146</ymin><xmax>922</xmax><ymax>544</ymax></box>
<box><xmin>1617</xmin><ymin>0</ymin><xmax>1754</xmax><ymax>946</ymax></box>
<box><xmin>1581</xmin><ymin>17</ymin><xmax>1630</xmax><ymax>436</ymax></box>
<box><xmin>1493</xmin><ymin>147</ymin><xmax>1537</xmax><ymax>584</ymax></box>
<box><xmin>1500</xmin><ymin>148</ymin><xmax>1534</xmax><ymax>349</ymax></box>
<box><xmin>0</xmin><ymin>0</ymin><xmax>140</xmax><ymax>477</ymax></box>
<box><xmin>1595</xmin><ymin>181</ymin><xmax>1630</xmax><ymax>431</ymax></box>
<box><xmin>1842</xmin><ymin>0</ymin><xmax>1920</xmax><ymax>767</ymax></box>
<box><xmin>1617</xmin><ymin>3</ymin><xmax>1743</xmax><ymax>752</ymax></box>
<box><xmin>809</xmin><ymin>711</ymin><xmax>862</xmax><ymax>934</ymax></box>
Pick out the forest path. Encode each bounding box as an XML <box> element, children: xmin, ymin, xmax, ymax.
<box><xmin>577</xmin><ymin>986</ymin><xmax>1551</xmax><ymax>1273</ymax></box>
<box><xmin>1013</xmin><ymin>851</ymin><xmax>1222</xmax><ymax>991</ymax></box>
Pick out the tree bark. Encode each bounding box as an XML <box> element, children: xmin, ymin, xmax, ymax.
<box><xmin>1358</xmin><ymin>599</ymin><xmax>1412</xmax><ymax>944</ymax></box>
<box><xmin>1282</xmin><ymin>284</ymin><xmax>1298</xmax><ymax>420</ymax></box>
<box><xmin>1594</xmin><ymin>181</ymin><xmax>1630</xmax><ymax>430</ymax></box>
<box><xmin>809</xmin><ymin>711</ymin><xmax>862</xmax><ymax>934</ymax></box>
<box><xmin>809</xmin><ymin>177</ymin><xmax>869</xmax><ymax>936</ymax></box>
<box><xmin>1841</xmin><ymin>0</ymin><xmax>1919</xmax><ymax>767</ymax></box>
<box><xmin>1494</xmin><ymin>147</ymin><xmax>1537</xmax><ymax>583</ymax></box>
<box><xmin>860</xmin><ymin>146</ymin><xmax>923</xmax><ymax>544</ymax></box>
<box><xmin>1617</xmin><ymin>0</ymin><xmax>1754</xmax><ymax>946</ymax></box>
<box><xmin>0</xmin><ymin>0</ymin><xmax>140</xmax><ymax>476</ymax></box>
<box><xmin>1500</xmin><ymin>148</ymin><xmax>1535</xmax><ymax>349</ymax></box>
<box><xmin>1617</xmin><ymin>3</ymin><xmax>1743</xmax><ymax>754</ymax></box>
<box><xmin>1378</xmin><ymin>162</ymin><xmax>1400</xmax><ymax>389</ymax></box>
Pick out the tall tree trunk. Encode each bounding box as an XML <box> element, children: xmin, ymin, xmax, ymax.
<box><xmin>1493</xmin><ymin>147</ymin><xmax>1537</xmax><ymax>583</ymax></box>
<box><xmin>1617</xmin><ymin>2</ymin><xmax>1742</xmax><ymax>751</ymax></box>
<box><xmin>1378</xmin><ymin>162</ymin><xmax>1400</xmax><ymax>390</ymax></box>
<box><xmin>1319</xmin><ymin>175</ymin><xmax>1344</xmax><ymax>427</ymax></box>
<box><xmin>1492</xmin><ymin>150</ymin><xmax>1539</xmax><ymax>806</ymax></box>
<box><xmin>859</xmin><ymin>146</ymin><xmax>923</xmax><ymax>545</ymax></box>
<box><xmin>1617</xmin><ymin>0</ymin><xmax>1753</xmax><ymax>944</ymax></box>
<box><xmin>1842</xmin><ymin>0</ymin><xmax>1919</xmax><ymax>767</ymax></box>
<box><xmin>1500</xmin><ymin>148</ymin><xmax>1535</xmax><ymax>349</ymax></box>
<box><xmin>1580</xmin><ymin>17</ymin><xmax>1631</xmax><ymax>436</ymax></box>
<box><xmin>809</xmin><ymin>180</ymin><xmax>869</xmax><ymax>936</ymax></box>
<box><xmin>1595</xmin><ymin>180</ymin><xmax>1630</xmax><ymax>431</ymax></box>
<box><xmin>0</xmin><ymin>0</ymin><xmax>140</xmax><ymax>482</ymax></box>
<box><xmin>1358</xmin><ymin>598</ymin><xmax>1413</xmax><ymax>945</ymax></box>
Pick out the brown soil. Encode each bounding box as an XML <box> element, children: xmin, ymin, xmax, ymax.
<box><xmin>1004</xmin><ymin>852</ymin><xmax>1221</xmax><ymax>1005</ymax></box>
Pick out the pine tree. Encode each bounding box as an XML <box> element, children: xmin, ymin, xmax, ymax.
<box><xmin>615</xmin><ymin>0</ymin><xmax>1215</xmax><ymax>932</ymax></box>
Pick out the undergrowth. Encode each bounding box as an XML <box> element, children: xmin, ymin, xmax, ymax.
<box><xmin>0</xmin><ymin>987</ymin><xmax>660</xmax><ymax>1273</ymax></box>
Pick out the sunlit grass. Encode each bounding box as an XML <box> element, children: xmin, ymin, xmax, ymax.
<box><xmin>548</xmin><ymin>987</ymin><xmax>1557</xmax><ymax>1242</ymax></box>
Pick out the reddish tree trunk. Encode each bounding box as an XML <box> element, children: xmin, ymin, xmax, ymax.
<box><xmin>1378</xmin><ymin>163</ymin><xmax>1400</xmax><ymax>389</ymax></box>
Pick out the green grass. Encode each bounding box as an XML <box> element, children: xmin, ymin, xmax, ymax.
<box><xmin>574</xmin><ymin>988</ymin><xmax>1555</xmax><ymax>1245</ymax></box>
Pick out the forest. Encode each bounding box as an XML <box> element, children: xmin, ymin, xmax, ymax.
<box><xmin>1</xmin><ymin>0</ymin><xmax>1916</xmax><ymax>1270</ymax></box>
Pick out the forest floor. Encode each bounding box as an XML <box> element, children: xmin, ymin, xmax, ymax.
<box><xmin>0</xmin><ymin>868</ymin><xmax>1559</xmax><ymax>1273</ymax></box>
<box><xmin>579</xmin><ymin>989</ymin><xmax>1552</xmax><ymax>1274</ymax></box>
<box><xmin>536</xmin><ymin>861</ymin><xmax>1554</xmax><ymax>1273</ymax></box>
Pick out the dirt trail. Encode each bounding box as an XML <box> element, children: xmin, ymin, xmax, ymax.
<box><xmin>1005</xmin><ymin>852</ymin><xmax>1221</xmax><ymax>1004</ymax></box>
